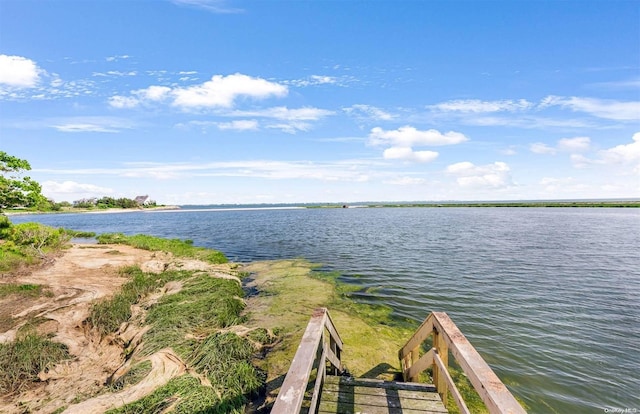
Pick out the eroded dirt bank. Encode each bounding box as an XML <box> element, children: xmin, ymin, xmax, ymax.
<box><xmin>0</xmin><ymin>243</ymin><xmax>238</xmax><ymax>414</ymax></box>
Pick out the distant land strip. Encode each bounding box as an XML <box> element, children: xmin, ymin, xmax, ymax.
<box><xmin>311</xmin><ymin>200</ymin><xmax>640</xmax><ymax>208</ymax></box>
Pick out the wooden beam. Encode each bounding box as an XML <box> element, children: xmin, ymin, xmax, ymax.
<box><xmin>406</xmin><ymin>347</ymin><xmax>435</xmax><ymax>382</ymax></box>
<box><xmin>431</xmin><ymin>312</ymin><xmax>526</xmax><ymax>414</ymax></box>
<box><xmin>434</xmin><ymin>350</ymin><xmax>471</xmax><ymax>414</ymax></box>
<box><xmin>271</xmin><ymin>308</ymin><xmax>328</xmax><ymax>414</ymax></box>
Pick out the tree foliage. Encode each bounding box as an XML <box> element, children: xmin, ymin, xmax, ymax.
<box><xmin>0</xmin><ymin>152</ymin><xmax>46</xmax><ymax>211</ymax></box>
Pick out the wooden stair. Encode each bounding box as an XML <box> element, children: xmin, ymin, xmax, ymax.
<box><xmin>317</xmin><ymin>376</ymin><xmax>447</xmax><ymax>414</ymax></box>
<box><xmin>271</xmin><ymin>309</ymin><xmax>525</xmax><ymax>414</ymax></box>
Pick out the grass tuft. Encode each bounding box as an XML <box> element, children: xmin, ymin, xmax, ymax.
<box><xmin>109</xmin><ymin>360</ymin><xmax>153</xmax><ymax>392</ymax></box>
<box><xmin>106</xmin><ymin>374</ymin><xmax>250</xmax><ymax>414</ymax></box>
<box><xmin>0</xmin><ymin>333</ymin><xmax>70</xmax><ymax>395</ymax></box>
<box><xmin>96</xmin><ymin>233</ymin><xmax>228</xmax><ymax>264</ymax></box>
<box><xmin>0</xmin><ymin>283</ymin><xmax>44</xmax><ymax>298</ymax></box>
<box><xmin>86</xmin><ymin>261</ymin><xmax>267</xmax><ymax>412</ymax></box>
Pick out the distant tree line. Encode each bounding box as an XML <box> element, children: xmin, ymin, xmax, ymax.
<box><xmin>72</xmin><ymin>196</ymin><xmax>157</xmax><ymax>209</ymax></box>
<box><xmin>1</xmin><ymin>151</ymin><xmax>158</xmax><ymax>213</ymax></box>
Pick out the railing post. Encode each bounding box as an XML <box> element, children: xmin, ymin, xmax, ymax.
<box><xmin>329</xmin><ymin>330</ymin><xmax>339</xmax><ymax>375</ymax></box>
<box><xmin>433</xmin><ymin>326</ymin><xmax>449</xmax><ymax>407</ymax></box>
<box><xmin>409</xmin><ymin>346</ymin><xmax>420</xmax><ymax>382</ymax></box>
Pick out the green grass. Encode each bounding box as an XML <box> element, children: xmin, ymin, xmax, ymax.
<box><xmin>106</xmin><ymin>374</ymin><xmax>249</xmax><ymax>414</ymax></box>
<box><xmin>87</xmin><ymin>263</ymin><xmax>266</xmax><ymax>412</ymax></box>
<box><xmin>97</xmin><ymin>233</ymin><xmax>228</xmax><ymax>264</ymax></box>
<box><xmin>86</xmin><ymin>266</ymin><xmax>184</xmax><ymax>337</ymax></box>
<box><xmin>0</xmin><ymin>283</ymin><xmax>44</xmax><ymax>298</ymax></box>
<box><xmin>62</xmin><ymin>229</ymin><xmax>96</xmax><ymax>238</ymax></box>
<box><xmin>0</xmin><ymin>333</ymin><xmax>70</xmax><ymax>395</ymax></box>
<box><xmin>145</xmin><ymin>272</ymin><xmax>244</xmax><ymax>356</ymax></box>
<box><xmin>0</xmin><ymin>220</ymin><xmax>77</xmax><ymax>275</ymax></box>
<box><xmin>108</xmin><ymin>360</ymin><xmax>153</xmax><ymax>392</ymax></box>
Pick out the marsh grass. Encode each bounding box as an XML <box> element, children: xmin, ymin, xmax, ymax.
<box><xmin>0</xmin><ymin>221</ymin><xmax>76</xmax><ymax>275</ymax></box>
<box><xmin>88</xmin><ymin>262</ymin><xmax>266</xmax><ymax>412</ymax></box>
<box><xmin>0</xmin><ymin>333</ymin><xmax>70</xmax><ymax>394</ymax></box>
<box><xmin>0</xmin><ymin>283</ymin><xmax>43</xmax><ymax>298</ymax></box>
<box><xmin>97</xmin><ymin>233</ymin><xmax>228</xmax><ymax>264</ymax></box>
<box><xmin>106</xmin><ymin>375</ymin><xmax>248</xmax><ymax>414</ymax></box>
<box><xmin>87</xmin><ymin>266</ymin><xmax>183</xmax><ymax>336</ymax></box>
<box><xmin>108</xmin><ymin>360</ymin><xmax>153</xmax><ymax>392</ymax></box>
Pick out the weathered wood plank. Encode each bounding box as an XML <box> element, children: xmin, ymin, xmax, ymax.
<box><xmin>272</xmin><ymin>308</ymin><xmax>327</xmax><ymax>413</ymax></box>
<box><xmin>433</xmin><ymin>350</ymin><xmax>470</xmax><ymax>414</ymax></box>
<box><xmin>431</xmin><ymin>312</ymin><xmax>526</xmax><ymax>414</ymax></box>
<box><xmin>323</xmin><ymin>377</ymin><xmax>439</xmax><ymax>395</ymax></box>
<box><xmin>406</xmin><ymin>348</ymin><xmax>434</xmax><ymax>383</ymax></box>
<box><xmin>321</xmin><ymin>386</ymin><xmax>442</xmax><ymax>403</ymax></box>
<box><xmin>319</xmin><ymin>376</ymin><xmax>447</xmax><ymax>414</ymax></box>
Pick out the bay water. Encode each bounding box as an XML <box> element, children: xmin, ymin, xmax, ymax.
<box><xmin>10</xmin><ymin>207</ymin><xmax>639</xmax><ymax>413</ymax></box>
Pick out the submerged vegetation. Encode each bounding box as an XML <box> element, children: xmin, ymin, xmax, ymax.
<box><xmin>0</xmin><ymin>223</ymin><xmax>509</xmax><ymax>413</ymax></box>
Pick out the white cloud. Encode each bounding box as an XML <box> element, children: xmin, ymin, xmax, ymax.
<box><xmin>265</xmin><ymin>122</ymin><xmax>312</xmax><ymax>134</ymax></box>
<box><xmin>137</xmin><ymin>85</ymin><xmax>172</xmax><ymax>101</ymax></box>
<box><xmin>601</xmin><ymin>132</ymin><xmax>640</xmax><ymax>165</ymax></box>
<box><xmin>344</xmin><ymin>104</ymin><xmax>395</xmax><ymax>121</ymax></box>
<box><xmin>42</xmin><ymin>180</ymin><xmax>114</xmax><ymax>201</ymax></box>
<box><xmin>369</xmin><ymin>126</ymin><xmax>468</xmax><ymax>147</ymax></box>
<box><xmin>110</xmin><ymin>74</ymin><xmax>289</xmax><ymax>110</ymax></box>
<box><xmin>0</xmin><ymin>55</ymin><xmax>41</xmax><ymax>88</ymax></box>
<box><xmin>570</xmin><ymin>154</ymin><xmax>592</xmax><ymax>169</ymax></box>
<box><xmin>217</xmin><ymin>120</ymin><xmax>259</xmax><ymax>131</ymax></box>
<box><xmin>531</xmin><ymin>136</ymin><xmax>591</xmax><ymax>155</ymax></box>
<box><xmin>383</xmin><ymin>147</ymin><xmax>438</xmax><ymax>163</ymax></box>
<box><xmin>49</xmin><ymin>117</ymin><xmax>133</xmax><ymax>133</ymax></box>
<box><xmin>53</xmin><ymin>124</ymin><xmax>119</xmax><ymax>133</ymax></box>
<box><xmin>446</xmin><ymin>161</ymin><xmax>512</xmax><ymax>188</ymax></box>
<box><xmin>172</xmin><ymin>73</ymin><xmax>287</xmax><ymax>108</ymax></box>
<box><xmin>530</xmin><ymin>142</ymin><xmax>557</xmax><ymax>155</ymax></box>
<box><xmin>429</xmin><ymin>99</ymin><xmax>533</xmax><ymax>113</ymax></box>
<box><xmin>93</xmin><ymin>70</ymin><xmax>137</xmax><ymax>77</ymax></box>
<box><xmin>108</xmin><ymin>74</ymin><xmax>288</xmax><ymax>110</ymax></box>
<box><xmin>171</xmin><ymin>0</ymin><xmax>243</xmax><ymax>13</ymax></box>
<box><xmin>105</xmin><ymin>55</ymin><xmax>131</xmax><ymax>62</ymax></box>
<box><xmin>563</xmin><ymin>133</ymin><xmax>640</xmax><ymax>172</ymax></box>
<box><xmin>287</xmin><ymin>75</ymin><xmax>339</xmax><ymax>87</ymax></box>
<box><xmin>36</xmin><ymin>159</ymin><xmax>378</xmax><ymax>183</ymax></box>
<box><xmin>542</xmin><ymin>96</ymin><xmax>640</xmax><ymax>121</ymax></box>
<box><xmin>557</xmin><ymin>136</ymin><xmax>591</xmax><ymax>152</ymax></box>
<box><xmin>108</xmin><ymin>95</ymin><xmax>140</xmax><ymax>108</ymax></box>
<box><xmin>232</xmin><ymin>106</ymin><xmax>333</xmax><ymax>121</ymax></box>
<box><xmin>384</xmin><ymin>176</ymin><xmax>426</xmax><ymax>185</ymax></box>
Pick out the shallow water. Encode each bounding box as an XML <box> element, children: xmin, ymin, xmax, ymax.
<box><xmin>11</xmin><ymin>207</ymin><xmax>640</xmax><ymax>413</ymax></box>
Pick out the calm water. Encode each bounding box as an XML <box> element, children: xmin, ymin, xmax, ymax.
<box><xmin>11</xmin><ymin>207</ymin><xmax>640</xmax><ymax>413</ymax></box>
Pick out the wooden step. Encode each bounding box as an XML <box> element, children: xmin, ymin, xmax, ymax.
<box><xmin>318</xmin><ymin>375</ymin><xmax>447</xmax><ymax>414</ymax></box>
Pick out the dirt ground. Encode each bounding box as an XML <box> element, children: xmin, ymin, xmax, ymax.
<box><xmin>0</xmin><ymin>243</ymin><xmax>238</xmax><ymax>414</ymax></box>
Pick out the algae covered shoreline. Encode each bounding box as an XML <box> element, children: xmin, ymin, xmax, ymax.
<box><xmin>1</xmin><ymin>228</ymin><xmax>438</xmax><ymax>413</ymax></box>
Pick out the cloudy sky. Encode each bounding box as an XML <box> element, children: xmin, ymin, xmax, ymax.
<box><xmin>1</xmin><ymin>0</ymin><xmax>638</xmax><ymax>204</ymax></box>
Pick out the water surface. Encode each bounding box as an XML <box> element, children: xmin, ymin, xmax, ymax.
<box><xmin>11</xmin><ymin>207</ymin><xmax>640</xmax><ymax>413</ymax></box>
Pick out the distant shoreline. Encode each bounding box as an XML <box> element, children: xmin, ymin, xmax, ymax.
<box><xmin>3</xmin><ymin>205</ymin><xmax>181</xmax><ymax>216</ymax></box>
<box><xmin>3</xmin><ymin>200</ymin><xmax>639</xmax><ymax>216</ymax></box>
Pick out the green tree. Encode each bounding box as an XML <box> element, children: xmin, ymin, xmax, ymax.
<box><xmin>0</xmin><ymin>152</ymin><xmax>46</xmax><ymax>211</ymax></box>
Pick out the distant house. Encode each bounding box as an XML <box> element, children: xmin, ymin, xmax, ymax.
<box><xmin>134</xmin><ymin>195</ymin><xmax>150</xmax><ymax>206</ymax></box>
<box><xmin>73</xmin><ymin>197</ymin><xmax>97</xmax><ymax>207</ymax></box>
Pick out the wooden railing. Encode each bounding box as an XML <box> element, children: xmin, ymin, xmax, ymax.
<box><xmin>399</xmin><ymin>312</ymin><xmax>526</xmax><ymax>414</ymax></box>
<box><xmin>271</xmin><ymin>308</ymin><xmax>343</xmax><ymax>414</ymax></box>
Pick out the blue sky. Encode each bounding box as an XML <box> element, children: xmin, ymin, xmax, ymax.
<box><xmin>1</xmin><ymin>0</ymin><xmax>639</xmax><ymax>204</ymax></box>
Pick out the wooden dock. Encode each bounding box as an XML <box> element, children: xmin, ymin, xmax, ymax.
<box><xmin>318</xmin><ymin>376</ymin><xmax>447</xmax><ymax>414</ymax></box>
<box><xmin>271</xmin><ymin>308</ymin><xmax>526</xmax><ymax>414</ymax></box>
